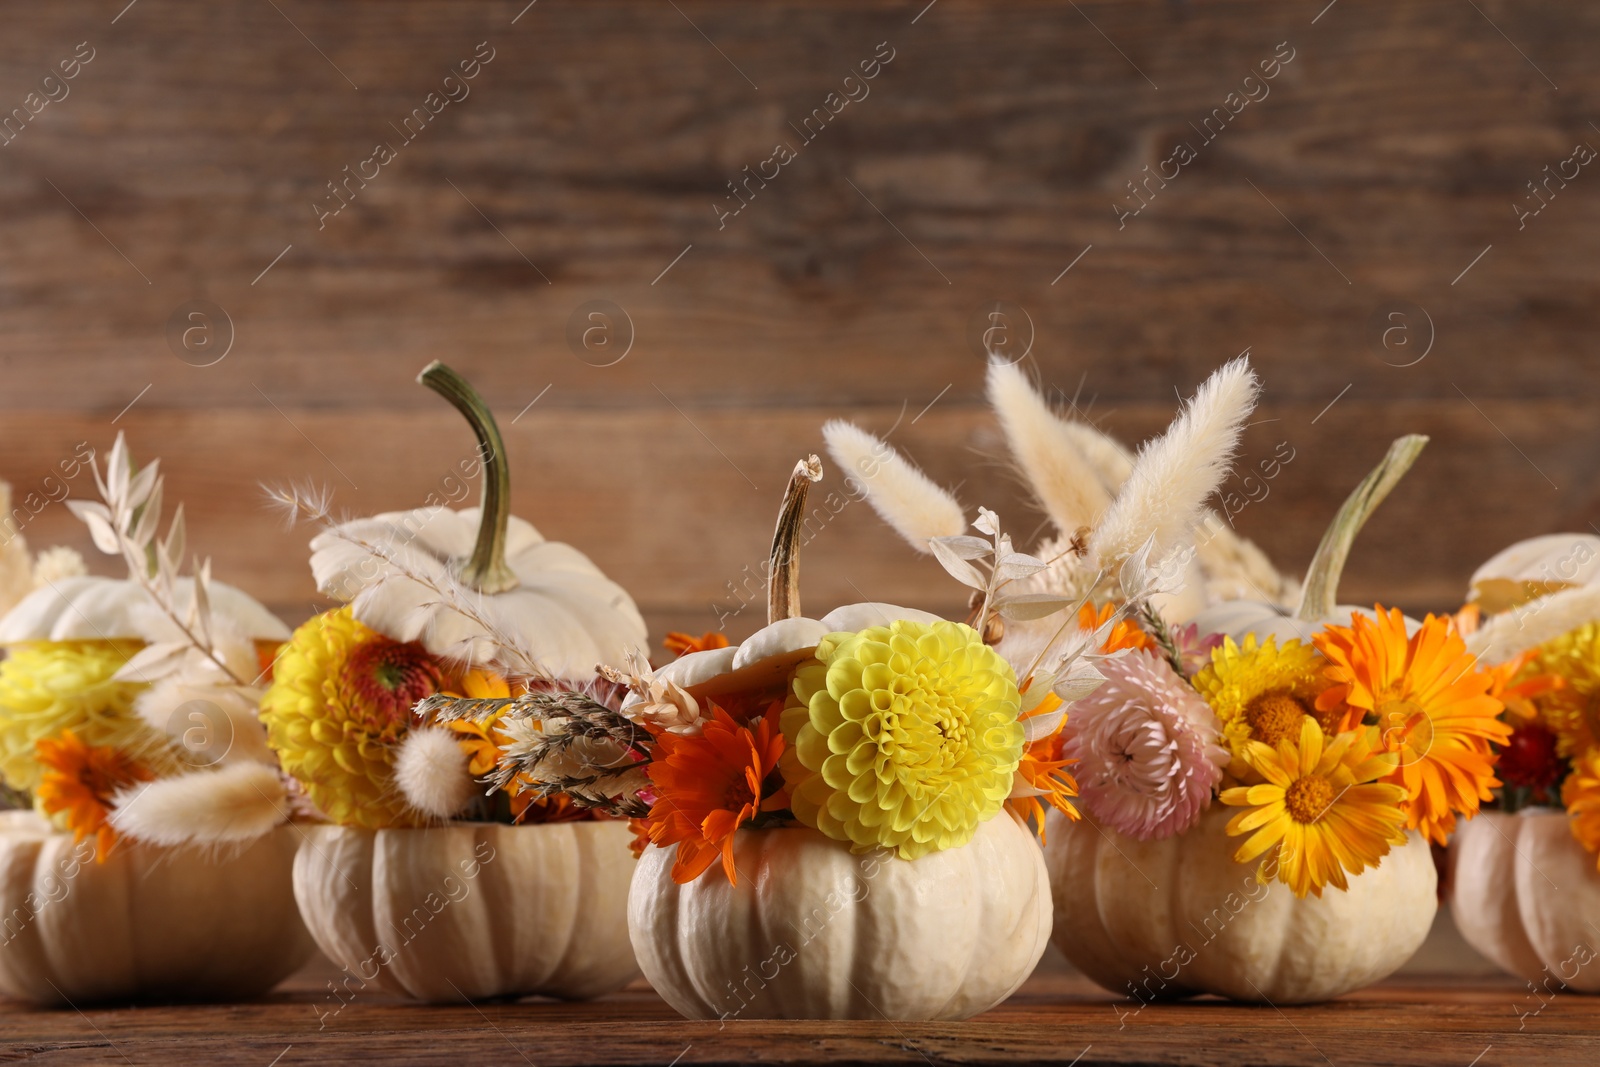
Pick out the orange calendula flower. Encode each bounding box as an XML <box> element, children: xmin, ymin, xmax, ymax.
<box><xmin>1314</xmin><ymin>608</ymin><xmax>1510</xmax><ymax>846</ymax></box>
<box><xmin>1078</xmin><ymin>602</ymin><xmax>1155</xmax><ymax>655</ymax></box>
<box><xmin>1563</xmin><ymin>749</ymin><xmax>1600</xmax><ymax>867</ymax></box>
<box><xmin>646</xmin><ymin>701</ymin><xmax>786</xmax><ymax>884</ymax></box>
<box><xmin>1007</xmin><ymin>690</ymin><xmax>1080</xmax><ymax>839</ymax></box>
<box><xmin>1482</xmin><ymin>650</ymin><xmax>1561</xmax><ymax>725</ymax></box>
<box><xmin>34</xmin><ymin>730</ymin><xmax>151</xmax><ymax>862</ymax></box>
<box><xmin>663</xmin><ymin>631</ymin><xmax>731</xmax><ymax>658</ymax></box>
<box><xmin>446</xmin><ymin>670</ymin><xmax>515</xmax><ymax>777</ymax></box>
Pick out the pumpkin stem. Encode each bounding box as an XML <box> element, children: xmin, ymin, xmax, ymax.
<box><xmin>1295</xmin><ymin>434</ymin><xmax>1428</xmax><ymax>622</ymax></box>
<box><xmin>418</xmin><ymin>361</ymin><xmax>521</xmax><ymax>595</ymax></box>
<box><xmin>768</xmin><ymin>456</ymin><xmax>823</xmax><ymax>624</ymax></box>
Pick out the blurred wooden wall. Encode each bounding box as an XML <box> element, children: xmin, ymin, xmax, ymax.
<box><xmin>2</xmin><ymin>0</ymin><xmax>1597</xmax><ymax>644</ymax></box>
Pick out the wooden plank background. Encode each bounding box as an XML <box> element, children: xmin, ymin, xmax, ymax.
<box><xmin>1</xmin><ymin>0</ymin><xmax>1596</xmax><ymax>645</ymax></box>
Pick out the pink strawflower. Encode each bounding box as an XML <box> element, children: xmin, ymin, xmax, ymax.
<box><xmin>1172</xmin><ymin>622</ymin><xmax>1224</xmax><ymax>678</ymax></box>
<box><xmin>1064</xmin><ymin>650</ymin><xmax>1227</xmax><ymax>841</ymax></box>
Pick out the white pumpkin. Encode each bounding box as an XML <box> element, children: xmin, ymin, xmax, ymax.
<box><xmin>1191</xmin><ymin>435</ymin><xmax>1428</xmax><ymax>644</ymax></box>
<box><xmin>1043</xmin><ymin>806</ymin><xmax>1437</xmax><ymax>1004</ymax></box>
<box><xmin>308</xmin><ymin>362</ymin><xmax>645</xmax><ymax>679</ymax></box>
<box><xmin>625</xmin><ymin>456</ymin><xmax>1050</xmax><ymax>1020</ymax></box>
<box><xmin>293</xmin><ymin>820</ymin><xmax>639</xmax><ymax>1003</ymax></box>
<box><xmin>1450</xmin><ymin>809</ymin><xmax>1600</xmax><ymax>991</ymax></box>
<box><xmin>0</xmin><ymin>575</ymin><xmax>288</xmax><ymax>645</ymax></box>
<box><xmin>0</xmin><ymin>810</ymin><xmax>312</xmax><ymax>1004</ymax></box>
<box><xmin>630</xmin><ymin>816</ymin><xmax>1050</xmax><ymax>1021</ymax></box>
<box><xmin>1468</xmin><ymin>534</ymin><xmax>1600</xmax><ymax>615</ymax></box>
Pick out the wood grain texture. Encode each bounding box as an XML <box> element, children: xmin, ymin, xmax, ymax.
<box><xmin>2</xmin><ymin>0</ymin><xmax>1597</xmax><ymax>622</ymax></box>
<box><xmin>0</xmin><ymin>962</ymin><xmax>1590</xmax><ymax>1066</ymax></box>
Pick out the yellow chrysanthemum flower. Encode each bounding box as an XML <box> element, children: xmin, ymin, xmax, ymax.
<box><xmin>0</xmin><ymin>640</ymin><xmax>155</xmax><ymax>792</ymax></box>
<box><xmin>261</xmin><ymin>607</ymin><xmax>453</xmax><ymax>829</ymax></box>
<box><xmin>1222</xmin><ymin>717</ymin><xmax>1408</xmax><ymax>898</ymax></box>
<box><xmin>1524</xmin><ymin>622</ymin><xmax>1600</xmax><ymax>758</ymax></box>
<box><xmin>780</xmin><ymin>619</ymin><xmax>1023</xmax><ymax>860</ymax></box>
<box><xmin>1192</xmin><ymin>634</ymin><xmax>1335</xmax><ymax>763</ymax></box>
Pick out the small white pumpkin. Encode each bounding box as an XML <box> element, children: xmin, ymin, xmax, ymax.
<box><xmin>626</xmin><ymin>457</ymin><xmax>1050</xmax><ymax>1020</ymax></box>
<box><xmin>0</xmin><ymin>575</ymin><xmax>288</xmax><ymax>646</ymax></box>
<box><xmin>1467</xmin><ymin>534</ymin><xmax>1600</xmax><ymax>615</ymax></box>
<box><xmin>1191</xmin><ymin>435</ymin><xmax>1428</xmax><ymax>643</ymax></box>
<box><xmin>631</xmin><ymin>816</ymin><xmax>1050</xmax><ymax>1021</ymax></box>
<box><xmin>1450</xmin><ymin>809</ymin><xmax>1600</xmax><ymax>991</ymax></box>
<box><xmin>294</xmin><ymin>820</ymin><xmax>639</xmax><ymax>1003</ymax></box>
<box><xmin>309</xmin><ymin>362</ymin><xmax>646</xmax><ymax>679</ymax></box>
<box><xmin>0</xmin><ymin>810</ymin><xmax>312</xmax><ymax>1004</ymax></box>
<box><xmin>1043</xmin><ymin>806</ymin><xmax>1437</xmax><ymax>1004</ymax></box>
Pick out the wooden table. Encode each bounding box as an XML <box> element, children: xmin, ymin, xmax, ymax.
<box><xmin>4</xmin><ymin>961</ymin><xmax>1593</xmax><ymax>1065</ymax></box>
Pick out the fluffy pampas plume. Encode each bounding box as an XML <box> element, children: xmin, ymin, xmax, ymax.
<box><xmin>109</xmin><ymin>761</ymin><xmax>288</xmax><ymax>847</ymax></box>
<box><xmin>987</xmin><ymin>360</ymin><xmax>1114</xmax><ymax>535</ymax></box>
<box><xmin>394</xmin><ymin>727</ymin><xmax>475</xmax><ymax>819</ymax></box>
<box><xmin>822</xmin><ymin>420</ymin><xmax>965</xmax><ymax>552</ymax></box>
<box><xmin>1090</xmin><ymin>356</ymin><xmax>1259</xmax><ymax>569</ymax></box>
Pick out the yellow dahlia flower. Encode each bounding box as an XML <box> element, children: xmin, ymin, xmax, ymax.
<box><xmin>781</xmin><ymin>619</ymin><xmax>1023</xmax><ymax>860</ymax></box>
<box><xmin>261</xmin><ymin>607</ymin><xmax>452</xmax><ymax>829</ymax></box>
<box><xmin>0</xmin><ymin>641</ymin><xmax>155</xmax><ymax>792</ymax></box>
<box><xmin>1193</xmin><ymin>634</ymin><xmax>1333</xmax><ymax>763</ymax></box>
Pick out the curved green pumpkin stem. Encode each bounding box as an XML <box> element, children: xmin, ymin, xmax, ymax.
<box><xmin>1294</xmin><ymin>433</ymin><xmax>1428</xmax><ymax>622</ymax></box>
<box><xmin>768</xmin><ymin>455</ymin><xmax>823</xmax><ymax>625</ymax></box>
<box><xmin>418</xmin><ymin>361</ymin><xmax>521</xmax><ymax>595</ymax></box>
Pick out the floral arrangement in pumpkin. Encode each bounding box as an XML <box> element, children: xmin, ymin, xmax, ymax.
<box><xmin>1457</xmin><ymin>533</ymin><xmax>1600</xmax><ymax>869</ymax></box>
<box><xmin>831</xmin><ymin>358</ymin><xmax>1511</xmax><ymax>898</ymax></box>
<box><xmin>422</xmin><ymin>450</ymin><xmax>1159</xmax><ymax>885</ymax></box>
<box><xmin>257</xmin><ymin>362</ymin><xmax>648</xmax><ymax>831</ymax></box>
<box><xmin>0</xmin><ymin>434</ymin><xmax>298</xmax><ymax>859</ymax></box>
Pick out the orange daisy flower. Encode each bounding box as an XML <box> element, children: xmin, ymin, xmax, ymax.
<box><xmin>34</xmin><ymin>730</ymin><xmax>152</xmax><ymax>862</ymax></box>
<box><xmin>645</xmin><ymin>701</ymin><xmax>786</xmax><ymax>884</ymax></box>
<box><xmin>663</xmin><ymin>631</ymin><xmax>731</xmax><ymax>658</ymax></box>
<box><xmin>1079</xmin><ymin>602</ymin><xmax>1155</xmax><ymax>655</ymax></box>
<box><xmin>1482</xmin><ymin>651</ymin><xmax>1561</xmax><ymax>724</ymax></box>
<box><xmin>1007</xmin><ymin>690</ymin><xmax>1080</xmax><ymax>839</ymax></box>
<box><xmin>1314</xmin><ymin>608</ymin><xmax>1510</xmax><ymax>845</ymax></box>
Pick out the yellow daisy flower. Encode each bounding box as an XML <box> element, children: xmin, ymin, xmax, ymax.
<box><xmin>261</xmin><ymin>607</ymin><xmax>452</xmax><ymax>829</ymax></box>
<box><xmin>1192</xmin><ymin>634</ymin><xmax>1336</xmax><ymax>763</ymax></box>
<box><xmin>781</xmin><ymin>619</ymin><xmax>1023</xmax><ymax>860</ymax></box>
<box><xmin>1222</xmin><ymin>716</ymin><xmax>1407</xmax><ymax>898</ymax></box>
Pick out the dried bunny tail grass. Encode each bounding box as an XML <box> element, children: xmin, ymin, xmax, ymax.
<box><xmin>986</xmin><ymin>360</ymin><xmax>1113</xmax><ymax>534</ymax></box>
<box><xmin>1090</xmin><ymin>357</ymin><xmax>1259</xmax><ymax>568</ymax></box>
<box><xmin>1467</xmin><ymin>584</ymin><xmax>1600</xmax><ymax>664</ymax></box>
<box><xmin>394</xmin><ymin>727</ymin><xmax>474</xmax><ymax>819</ymax></box>
<box><xmin>108</xmin><ymin>761</ymin><xmax>288</xmax><ymax>848</ymax></box>
<box><xmin>1059</xmin><ymin>419</ymin><xmax>1134</xmax><ymax>493</ymax></box>
<box><xmin>822</xmin><ymin>420</ymin><xmax>965</xmax><ymax>552</ymax></box>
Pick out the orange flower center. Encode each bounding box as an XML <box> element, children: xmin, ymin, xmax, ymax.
<box><xmin>1376</xmin><ymin>699</ymin><xmax>1435</xmax><ymax>763</ymax></box>
<box><xmin>1285</xmin><ymin>774</ymin><xmax>1335</xmax><ymax>824</ymax></box>
<box><xmin>1245</xmin><ymin>689</ymin><xmax>1310</xmax><ymax>746</ymax></box>
<box><xmin>340</xmin><ymin>637</ymin><xmax>445</xmax><ymax>729</ymax></box>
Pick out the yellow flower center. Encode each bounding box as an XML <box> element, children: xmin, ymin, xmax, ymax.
<box><xmin>1284</xmin><ymin>774</ymin><xmax>1335</xmax><ymax>824</ymax></box>
<box><xmin>1244</xmin><ymin>689</ymin><xmax>1309</xmax><ymax>746</ymax></box>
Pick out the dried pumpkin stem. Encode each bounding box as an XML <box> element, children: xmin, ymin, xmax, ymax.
<box><xmin>1295</xmin><ymin>433</ymin><xmax>1428</xmax><ymax>622</ymax></box>
<box><xmin>418</xmin><ymin>361</ymin><xmax>521</xmax><ymax>595</ymax></box>
<box><xmin>768</xmin><ymin>455</ymin><xmax>823</xmax><ymax>624</ymax></box>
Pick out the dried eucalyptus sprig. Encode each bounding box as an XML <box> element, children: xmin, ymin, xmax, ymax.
<box><xmin>67</xmin><ymin>433</ymin><xmax>247</xmax><ymax>686</ymax></box>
